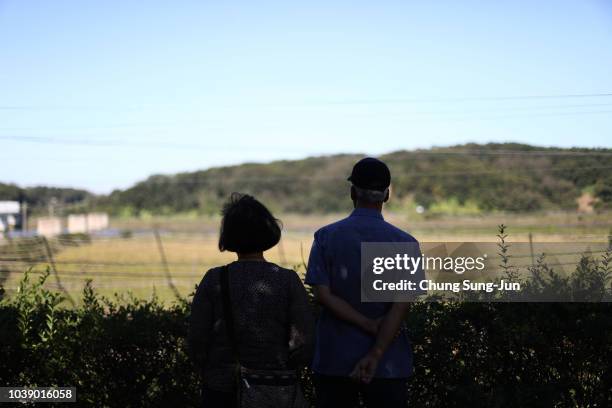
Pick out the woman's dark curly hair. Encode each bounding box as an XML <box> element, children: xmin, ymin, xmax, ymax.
<box><xmin>218</xmin><ymin>193</ymin><xmax>282</xmax><ymax>253</ymax></box>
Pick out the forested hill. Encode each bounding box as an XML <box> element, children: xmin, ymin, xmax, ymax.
<box><xmin>0</xmin><ymin>184</ymin><xmax>93</xmax><ymax>215</ymax></box>
<box><xmin>2</xmin><ymin>143</ymin><xmax>611</xmax><ymax>215</ymax></box>
<box><xmin>99</xmin><ymin>143</ymin><xmax>612</xmax><ymax>214</ymax></box>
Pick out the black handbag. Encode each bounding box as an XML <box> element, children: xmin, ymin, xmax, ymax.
<box><xmin>220</xmin><ymin>265</ymin><xmax>309</xmax><ymax>408</ymax></box>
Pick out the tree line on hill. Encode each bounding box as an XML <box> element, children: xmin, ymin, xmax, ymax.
<box><xmin>2</xmin><ymin>143</ymin><xmax>611</xmax><ymax>216</ymax></box>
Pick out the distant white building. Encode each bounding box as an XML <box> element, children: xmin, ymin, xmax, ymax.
<box><xmin>0</xmin><ymin>201</ymin><xmax>21</xmax><ymax>232</ymax></box>
<box><xmin>37</xmin><ymin>217</ymin><xmax>62</xmax><ymax>237</ymax></box>
<box><xmin>67</xmin><ymin>214</ymin><xmax>88</xmax><ymax>233</ymax></box>
<box><xmin>86</xmin><ymin>213</ymin><xmax>109</xmax><ymax>231</ymax></box>
<box><xmin>66</xmin><ymin>212</ymin><xmax>109</xmax><ymax>234</ymax></box>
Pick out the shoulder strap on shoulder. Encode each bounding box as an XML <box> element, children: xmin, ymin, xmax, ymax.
<box><xmin>220</xmin><ymin>264</ymin><xmax>240</xmax><ymax>363</ymax></box>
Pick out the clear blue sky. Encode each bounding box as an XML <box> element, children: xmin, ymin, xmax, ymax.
<box><xmin>1</xmin><ymin>0</ymin><xmax>611</xmax><ymax>193</ymax></box>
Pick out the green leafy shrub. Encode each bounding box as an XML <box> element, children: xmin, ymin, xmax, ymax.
<box><xmin>0</xmin><ymin>272</ymin><xmax>199</xmax><ymax>407</ymax></box>
<box><xmin>1</xmin><ymin>234</ymin><xmax>611</xmax><ymax>407</ymax></box>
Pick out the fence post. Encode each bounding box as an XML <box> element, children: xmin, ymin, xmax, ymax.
<box><xmin>528</xmin><ymin>232</ymin><xmax>535</xmax><ymax>267</ymax></box>
<box><xmin>153</xmin><ymin>229</ymin><xmax>181</xmax><ymax>300</ymax></box>
<box><xmin>41</xmin><ymin>236</ymin><xmax>75</xmax><ymax>307</ymax></box>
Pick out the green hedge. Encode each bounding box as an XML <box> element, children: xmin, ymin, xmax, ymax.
<box><xmin>0</xmin><ymin>274</ymin><xmax>199</xmax><ymax>407</ymax></box>
<box><xmin>1</xmin><ymin>253</ymin><xmax>612</xmax><ymax>407</ymax></box>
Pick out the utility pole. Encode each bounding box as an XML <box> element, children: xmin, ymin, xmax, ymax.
<box><xmin>21</xmin><ymin>202</ymin><xmax>28</xmax><ymax>232</ymax></box>
<box><xmin>48</xmin><ymin>197</ymin><xmax>58</xmax><ymax>217</ymax></box>
<box><xmin>528</xmin><ymin>232</ymin><xmax>535</xmax><ymax>268</ymax></box>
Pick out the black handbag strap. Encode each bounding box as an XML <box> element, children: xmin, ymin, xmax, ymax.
<box><xmin>220</xmin><ymin>264</ymin><xmax>240</xmax><ymax>365</ymax></box>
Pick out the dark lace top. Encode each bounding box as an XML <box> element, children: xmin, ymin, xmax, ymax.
<box><xmin>188</xmin><ymin>261</ymin><xmax>315</xmax><ymax>392</ymax></box>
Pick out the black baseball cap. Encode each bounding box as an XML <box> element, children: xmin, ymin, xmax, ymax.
<box><xmin>347</xmin><ymin>157</ymin><xmax>391</xmax><ymax>191</ymax></box>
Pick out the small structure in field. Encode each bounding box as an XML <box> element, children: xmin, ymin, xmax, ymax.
<box><xmin>86</xmin><ymin>213</ymin><xmax>109</xmax><ymax>231</ymax></box>
<box><xmin>67</xmin><ymin>214</ymin><xmax>88</xmax><ymax>233</ymax></box>
<box><xmin>37</xmin><ymin>217</ymin><xmax>62</xmax><ymax>237</ymax></box>
<box><xmin>0</xmin><ymin>201</ymin><xmax>22</xmax><ymax>232</ymax></box>
<box><xmin>576</xmin><ymin>193</ymin><xmax>596</xmax><ymax>213</ymax></box>
<box><xmin>66</xmin><ymin>212</ymin><xmax>109</xmax><ymax>233</ymax></box>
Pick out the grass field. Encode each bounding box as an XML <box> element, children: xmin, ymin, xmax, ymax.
<box><xmin>1</xmin><ymin>210</ymin><xmax>610</xmax><ymax>305</ymax></box>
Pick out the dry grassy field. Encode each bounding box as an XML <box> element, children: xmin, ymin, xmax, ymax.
<box><xmin>1</xmin><ymin>211</ymin><xmax>610</xmax><ymax>305</ymax></box>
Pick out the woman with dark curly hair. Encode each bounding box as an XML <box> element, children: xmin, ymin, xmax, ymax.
<box><xmin>188</xmin><ymin>193</ymin><xmax>314</xmax><ymax>408</ymax></box>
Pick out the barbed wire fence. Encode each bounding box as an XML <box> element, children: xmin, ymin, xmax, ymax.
<box><xmin>1</xmin><ymin>228</ymin><xmax>610</xmax><ymax>306</ymax></box>
<box><xmin>0</xmin><ymin>231</ymin><xmax>302</xmax><ymax>302</ymax></box>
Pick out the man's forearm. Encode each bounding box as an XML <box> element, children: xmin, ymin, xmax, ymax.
<box><xmin>349</xmin><ymin>303</ymin><xmax>408</xmax><ymax>384</ymax></box>
<box><xmin>370</xmin><ymin>302</ymin><xmax>409</xmax><ymax>355</ymax></box>
<box><xmin>314</xmin><ymin>286</ymin><xmax>376</xmax><ymax>334</ymax></box>
<box><xmin>325</xmin><ymin>293</ymin><xmax>372</xmax><ymax>331</ymax></box>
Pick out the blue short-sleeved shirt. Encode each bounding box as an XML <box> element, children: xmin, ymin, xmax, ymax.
<box><xmin>305</xmin><ymin>207</ymin><xmax>421</xmax><ymax>378</ymax></box>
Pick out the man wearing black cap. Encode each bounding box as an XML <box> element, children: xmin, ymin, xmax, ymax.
<box><xmin>305</xmin><ymin>157</ymin><xmax>420</xmax><ymax>408</ymax></box>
